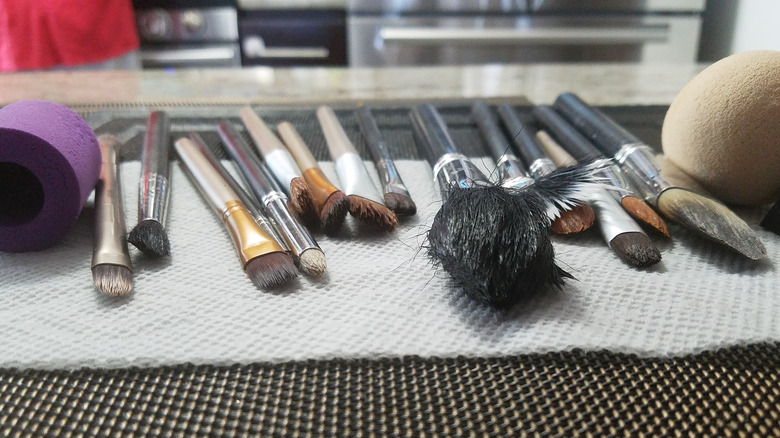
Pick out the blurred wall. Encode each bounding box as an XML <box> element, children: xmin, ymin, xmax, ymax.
<box><xmin>699</xmin><ymin>0</ymin><xmax>780</xmax><ymax>61</ymax></box>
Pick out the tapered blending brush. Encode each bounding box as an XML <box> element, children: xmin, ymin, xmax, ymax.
<box><xmin>410</xmin><ymin>103</ymin><xmax>605</xmax><ymax>309</ymax></box>
<box><xmin>355</xmin><ymin>105</ymin><xmax>417</xmax><ymax>216</ymax></box>
<box><xmin>128</xmin><ymin>111</ymin><xmax>172</xmax><ymax>257</ymax></box>
<box><xmin>493</xmin><ymin>103</ymin><xmax>595</xmax><ymax>234</ymax></box>
<box><xmin>276</xmin><ymin>121</ymin><xmax>350</xmax><ymax>236</ymax></box>
<box><xmin>239</xmin><ymin>106</ymin><xmax>319</xmax><ymax>228</ymax></box>
<box><xmin>217</xmin><ymin>120</ymin><xmax>327</xmax><ymax>277</ymax></box>
<box><xmin>174</xmin><ymin>137</ymin><xmax>297</xmax><ymax>288</ymax></box>
<box><xmin>316</xmin><ymin>105</ymin><xmax>399</xmax><ymax>232</ymax></box>
<box><xmin>532</xmin><ymin>104</ymin><xmax>669</xmax><ymax>237</ymax></box>
<box><xmin>554</xmin><ymin>92</ymin><xmax>766</xmax><ymax>260</ymax></box>
<box><xmin>92</xmin><ymin>135</ymin><xmax>133</xmax><ymax>296</ymax></box>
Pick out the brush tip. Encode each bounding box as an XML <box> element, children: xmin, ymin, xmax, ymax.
<box><xmin>621</xmin><ymin>196</ymin><xmax>670</xmax><ymax>237</ymax></box>
<box><xmin>245</xmin><ymin>252</ymin><xmax>298</xmax><ymax>289</ymax></box>
<box><xmin>288</xmin><ymin>177</ymin><xmax>320</xmax><ymax>228</ymax></box>
<box><xmin>609</xmin><ymin>232</ymin><xmax>662</xmax><ymax>267</ymax></box>
<box><xmin>298</xmin><ymin>248</ymin><xmax>327</xmax><ymax>277</ymax></box>
<box><xmin>551</xmin><ymin>203</ymin><xmax>595</xmax><ymax>234</ymax></box>
<box><xmin>128</xmin><ymin>220</ymin><xmax>170</xmax><ymax>256</ymax></box>
<box><xmin>383</xmin><ymin>192</ymin><xmax>417</xmax><ymax>217</ymax></box>
<box><xmin>348</xmin><ymin>195</ymin><xmax>399</xmax><ymax>232</ymax></box>
<box><xmin>320</xmin><ymin>190</ymin><xmax>350</xmax><ymax>235</ymax></box>
<box><xmin>92</xmin><ymin>264</ymin><xmax>133</xmax><ymax>296</ymax></box>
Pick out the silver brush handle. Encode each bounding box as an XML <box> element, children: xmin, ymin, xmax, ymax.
<box><xmin>92</xmin><ymin>135</ymin><xmax>132</xmax><ymax>268</ymax></box>
<box><xmin>614</xmin><ymin>143</ymin><xmax>671</xmax><ymax>205</ymax></box>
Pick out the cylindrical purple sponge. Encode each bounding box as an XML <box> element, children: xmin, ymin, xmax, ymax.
<box><xmin>0</xmin><ymin>100</ymin><xmax>101</xmax><ymax>252</ymax></box>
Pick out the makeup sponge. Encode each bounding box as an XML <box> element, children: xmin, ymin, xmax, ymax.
<box><xmin>0</xmin><ymin>100</ymin><xmax>100</xmax><ymax>252</ymax></box>
<box><xmin>662</xmin><ymin>50</ymin><xmax>780</xmax><ymax>206</ymax></box>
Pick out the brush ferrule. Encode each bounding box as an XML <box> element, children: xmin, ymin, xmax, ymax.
<box><xmin>589</xmin><ymin>189</ymin><xmax>645</xmax><ymax>246</ymax></box>
<box><xmin>263</xmin><ymin>197</ymin><xmax>320</xmax><ymax>258</ymax></box>
<box><xmin>596</xmin><ymin>163</ymin><xmax>636</xmax><ymax>201</ymax></box>
<box><xmin>92</xmin><ymin>138</ymin><xmax>132</xmax><ymax>269</ymax></box>
<box><xmin>614</xmin><ymin>143</ymin><xmax>670</xmax><ymax>205</ymax></box>
<box><xmin>374</xmin><ymin>158</ymin><xmax>411</xmax><ymax>197</ymax></box>
<box><xmin>221</xmin><ymin>200</ymin><xmax>285</xmax><ymax>266</ymax></box>
<box><xmin>302</xmin><ymin>167</ymin><xmax>340</xmax><ymax>210</ymax></box>
<box><xmin>495</xmin><ymin>154</ymin><xmax>529</xmax><ymax>182</ymax></box>
<box><xmin>138</xmin><ymin>172</ymin><xmax>170</xmax><ymax>224</ymax></box>
<box><xmin>433</xmin><ymin>152</ymin><xmax>490</xmax><ymax>198</ymax></box>
<box><xmin>528</xmin><ymin>158</ymin><xmax>558</xmax><ymax>179</ymax></box>
<box><xmin>264</xmin><ymin>149</ymin><xmax>303</xmax><ymax>196</ymax></box>
<box><xmin>335</xmin><ymin>152</ymin><xmax>385</xmax><ymax>204</ymax></box>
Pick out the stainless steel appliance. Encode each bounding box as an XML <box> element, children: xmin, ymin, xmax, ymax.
<box><xmin>133</xmin><ymin>0</ymin><xmax>241</xmax><ymax>68</ymax></box>
<box><xmin>347</xmin><ymin>0</ymin><xmax>705</xmax><ymax>66</ymax></box>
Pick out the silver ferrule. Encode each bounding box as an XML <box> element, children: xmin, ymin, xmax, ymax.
<box><xmin>495</xmin><ymin>153</ymin><xmax>530</xmax><ymax>182</ymax></box>
<box><xmin>614</xmin><ymin>143</ymin><xmax>671</xmax><ymax>205</ymax></box>
<box><xmin>374</xmin><ymin>158</ymin><xmax>412</xmax><ymax>198</ymax></box>
<box><xmin>262</xmin><ymin>195</ymin><xmax>319</xmax><ymax>258</ymax></box>
<box><xmin>528</xmin><ymin>157</ymin><xmax>558</xmax><ymax>179</ymax></box>
<box><xmin>432</xmin><ymin>152</ymin><xmax>491</xmax><ymax>200</ymax></box>
<box><xmin>589</xmin><ymin>189</ymin><xmax>646</xmax><ymax>246</ymax></box>
<box><xmin>264</xmin><ymin>148</ymin><xmax>303</xmax><ymax>196</ymax></box>
<box><xmin>595</xmin><ymin>162</ymin><xmax>636</xmax><ymax>201</ymax></box>
<box><xmin>93</xmin><ymin>140</ymin><xmax>132</xmax><ymax>269</ymax></box>
<box><xmin>335</xmin><ymin>152</ymin><xmax>385</xmax><ymax>204</ymax></box>
<box><xmin>138</xmin><ymin>172</ymin><xmax>170</xmax><ymax>224</ymax></box>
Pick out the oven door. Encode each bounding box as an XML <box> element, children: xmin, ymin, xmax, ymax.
<box><xmin>347</xmin><ymin>14</ymin><xmax>701</xmax><ymax>66</ymax></box>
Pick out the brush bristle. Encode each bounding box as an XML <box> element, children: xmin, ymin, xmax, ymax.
<box><xmin>288</xmin><ymin>177</ymin><xmax>320</xmax><ymax>228</ymax></box>
<box><xmin>531</xmin><ymin>160</ymin><xmax>614</xmax><ymax>220</ymax></box>
<box><xmin>550</xmin><ymin>203</ymin><xmax>595</xmax><ymax>234</ymax></box>
<box><xmin>92</xmin><ymin>264</ymin><xmax>133</xmax><ymax>296</ymax></box>
<box><xmin>298</xmin><ymin>248</ymin><xmax>327</xmax><ymax>277</ymax></box>
<box><xmin>609</xmin><ymin>232</ymin><xmax>662</xmax><ymax>267</ymax></box>
<box><xmin>348</xmin><ymin>195</ymin><xmax>399</xmax><ymax>232</ymax></box>
<box><xmin>428</xmin><ymin>185</ymin><xmax>573</xmax><ymax>310</ymax></box>
<box><xmin>320</xmin><ymin>190</ymin><xmax>350</xmax><ymax>235</ymax></box>
<box><xmin>128</xmin><ymin>220</ymin><xmax>170</xmax><ymax>256</ymax></box>
<box><xmin>383</xmin><ymin>192</ymin><xmax>417</xmax><ymax>217</ymax></box>
<box><xmin>621</xmin><ymin>196</ymin><xmax>669</xmax><ymax>237</ymax></box>
<box><xmin>657</xmin><ymin>188</ymin><xmax>766</xmax><ymax>260</ymax></box>
<box><xmin>245</xmin><ymin>252</ymin><xmax>298</xmax><ymax>289</ymax></box>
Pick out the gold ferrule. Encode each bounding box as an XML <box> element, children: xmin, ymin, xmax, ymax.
<box><xmin>302</xmin><ymin>167</ymin><xmax>340</xmax><ymax>210</ymax></box>
<box><xmin>221</xmin><ymin>200</ymin><xmax>285</xmax><ymax>266</ymax></box>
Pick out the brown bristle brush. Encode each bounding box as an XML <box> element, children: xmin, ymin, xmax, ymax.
<box><xmin>239</xmin><ymin>106</ymin><xmax>319</xmax><ymax>229</ymax></box>
<box><xmin>316</xmin><ymin>105</ymin><xmax>399</xmax><ymax>232</ymax></box>
<box><xmin>532</xmin><ymin>104</ymin><xmax>669</xmax><ymax>237</ymax></box>
<box><xmin>276</xmin><ymin>121</ymin><xmax>350</xmax><ymax>236</ymax></box>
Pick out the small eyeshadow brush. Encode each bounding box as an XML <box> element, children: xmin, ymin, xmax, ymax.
<box><xmin>554</xmin><ymin>92</ymin><xmax>765</xmax><ymax>260</ymax></box>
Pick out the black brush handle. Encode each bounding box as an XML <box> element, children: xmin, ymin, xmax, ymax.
<box><xmin>531</xmin><ymin>105</ymin><xmax>604</xmax><ymax>163</ymax></box>
<box><xmin>355</xmin><ymin>105</ymin><xmax>390</xmax><ymax>166</ymax></box>
<box><xmin>496</xmin><ymin>104</ymin><xmax>546</xmax><ymax>167</ymax></box>
<box><xmin>409</xmin><ymin>103</ymin><xmax>460</xmax><ymax>165</ymax></box>
<box><xmin>216</xmin><ymin>120</ymin><xmax>277</xmax><ymax>197</ymax></box>
<box><xmin>553</xmin><ymin>92</ymin><xmax>642</xmax><ymax>156</ymax></box>
<box><xmin>471</xmin><ymin>101</ymin><xmax>513</xmax><ymax>162</ymax></box>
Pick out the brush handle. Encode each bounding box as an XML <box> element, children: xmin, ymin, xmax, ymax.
<box><xmin>355</xmin><ymin>105</ymin><xmax>412</xmax><ymax>197</ymax></box>
<box><xmin>534</xmin><ymin>130</ymin><xmax>578</xmax><ymax>168</ymax></box>
<box><xmin>277</xmin><ymin>121</ymin><xmax>319</xmax><ymax>171</ymax></box>
<box><xmin>531</xmin><ymin>105</ymin><xmax>604</xmax><ymax>163</ymax></box>
<box><xmin>240</xmin><ymin>107</ymin><xmax>303</xmax><ymax>193</ymax></box>
<box><xmin>470</xmin><ymin>101</ymin><xmax>529</xmax><ymax>183</ymax></box>
<box><xmin>138</xmin><ymin>110</ymin><xmax>171</xmax><ymax>224</ymax></box>
<box><xmin>497</xmin><ymin>104</ymin><xmax>556</xmax><ymax>178</ymax></box>
<box><xmin>317</xmin><ymin>105</ymin><xmax>358</xmax><ymax>159</ymax></box>
<box><xmin>92</xmin><ymin>135</ymin><xmax>132</xmax><ymax>269</ymax></box>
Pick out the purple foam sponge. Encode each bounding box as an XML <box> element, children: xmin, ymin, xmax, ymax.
<box><xmin>0</xmin><ymin>100</ymin><xmax>101</xmax><ymax>252</ymax></box>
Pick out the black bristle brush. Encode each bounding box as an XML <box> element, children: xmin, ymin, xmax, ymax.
<box><xmin>410</xmin><ymin>103</ymin><xmax>606</xmax><ymax>310</ymax></box>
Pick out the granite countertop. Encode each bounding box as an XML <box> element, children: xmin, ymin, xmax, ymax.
<box><xmin>0</xmin><ymin>63</ymin><xmax>705</xmax><ymax>107</ymax></box>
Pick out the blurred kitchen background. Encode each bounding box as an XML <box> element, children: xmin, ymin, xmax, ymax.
<box><xmin>131</xmin><ymin>0</ymin><xmax>780</xmax><ymax>69</ymax></box>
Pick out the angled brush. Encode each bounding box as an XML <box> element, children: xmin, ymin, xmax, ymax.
<box><xmin>92</xmin><ymin>135</ymin><xmax>133</xmax><ymax>296</ymax></box>
<box><xmin>174</xmin><ymin>137</ymin><xmax>297</xmax><ymax>288</ymax></box>
<box><xmin>355</xmin><ymin>105</ymin><xmax>417</xmax><ymax>216</ymax></box>
<box><xmin>239</xmin><ymin>106</ymin><xmax>319</xmax><ymax>228</ymax></box>
<box><xmin>532</xmin><ymin>104</ymin><xmax>669</xmax><ymax>237</ymax></box>
<box><xmin>316</xmin><ymin>105</ymin><xmax>399</xmax><ymax>232</ymax></box>
<box><xmin>276</xmin><ymin>121</ymin><xmax>350</xmax><ymax>236</ymax></box>
<box><xmin>128</xmin><ymin>110</ymin><xmax>172</xmax><ymax>257</ymax></box>
<box><xmin>554</xmin><ymin>92</ymin><xmax>765</xmax><ymax>260</ymax></box>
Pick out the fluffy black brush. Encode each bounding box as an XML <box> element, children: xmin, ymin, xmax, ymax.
<box><xmin>410</xmin><ymin>103</ymin><xmax>606</xmax><ymax>310</ymax></box>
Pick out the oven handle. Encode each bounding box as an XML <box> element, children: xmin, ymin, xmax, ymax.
<box><xmin>242</xmin><ymin>36</ymin><xmax>330</xmax><ymax>59</ymax></box>
<box><xmin>139</xmin><ymin>47</ymin><xmax>239</xmax><ymax>66</ymax></box>
<box><xmin>378</xmin><ymin>25</ymin><xmax>668</xmax><ymax>45</ymax></box>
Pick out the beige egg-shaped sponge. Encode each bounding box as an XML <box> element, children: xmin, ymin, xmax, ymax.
<box><xmin>662</xmin><ymin>50</ymin><xmax>780</xmax><ymax>206</ymax></box>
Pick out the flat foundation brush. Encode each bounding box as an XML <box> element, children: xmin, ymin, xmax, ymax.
<box><xmin>532</xmin><ymin>104</ymin><xmax>669</xmax><ymax>237</ymax></box>
<box><xmin>129</xmin><ymin>110</ymin><xmax>172</xmax><ymax>257</ymax></box>
<box><xmin>554</xmin><ymin>92</ymin><xmax>765</xmax><ymax>260</ymax></box>
<box><xmin>355</xmin><ymin>105</ymin><xmax>417</xmax><ymax>216</ymax></box>
<box><xmin>410</xmin><ymin>103</ymin><xmax>604</xmax><ymax>310</ymax></box>
<box><xmin>316</xmin><ymin>105</ymin><xmax>399</xmax><ymax>232</ymax></box>
<box><xmin>175</xmin><ymin>137</ymin><xmax>297</xmax><ymax>288</ymax></box>
<box><xmin>239</xmin><ymin>106</ymin><xmax>319</xmax><ymax>228</ymax></box>
<box><xmin>92</xmin><ymin>135</ymin><xmax>133</xmax><ymax>296</ymax></box>
<box><xmin>276</xmin><ymin>121</ymin><xmax>350</xmax><ymax>236</ymax></box>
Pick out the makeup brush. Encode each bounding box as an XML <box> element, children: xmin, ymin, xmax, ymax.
<box><xmin>128</xmin><ymin>110</ymin><xmax>172</xmax><ymax>257</ymax></box>
<box><xmin>276</xmin><ymin>121</ymin><xmax>350</xmax><ymax>236</ymax></box>
<box><xmin>554</xmin><ymin>92</ymin><xmax>766</xmax><ymax>260</ymax></box>
<box><xmin>174</xmin><ymin>137</ymin><xmax>297</xmax><ymax>288</ymax></box>
<box><xmin>239</xmin><ymin>106</ymin><xmax>319</xmax><ymax>228</ymax></box>
<box><xmin>92</xmin><ymin>135</ymin><xmax>133</xmax><ymax>296</ymax></box>
<box><xmin>532</xmin><ymin>104</ymin><xmax>669</xmax><ymax>237</ymax></box>
<box><xmin>217</xmin><ymin>120</ymin><xmax>327</xmax><ymax>277</ymax></box>
<box><xmin>493</xmin><ymin>103</ymin><xmax>595</xmax><ymax>234</ymax></box>
<box><xmin>316</xmin><ymin>105</ymin><xmax>399</xmax><ymax>232</ymax></box>
<box><xmin>410</xmin><ymin>103</ymin><xmax>605</xmax><ymax>309</ymax></box>
<box><xmin>355</xmin><ymin>105</ymin><xmax>417</xmax><ymax>216</ymax></box>
<box><xmin>532</xmin><ymin>130</ymin><xmax>661</xmax><ymax>267</ymax></box>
